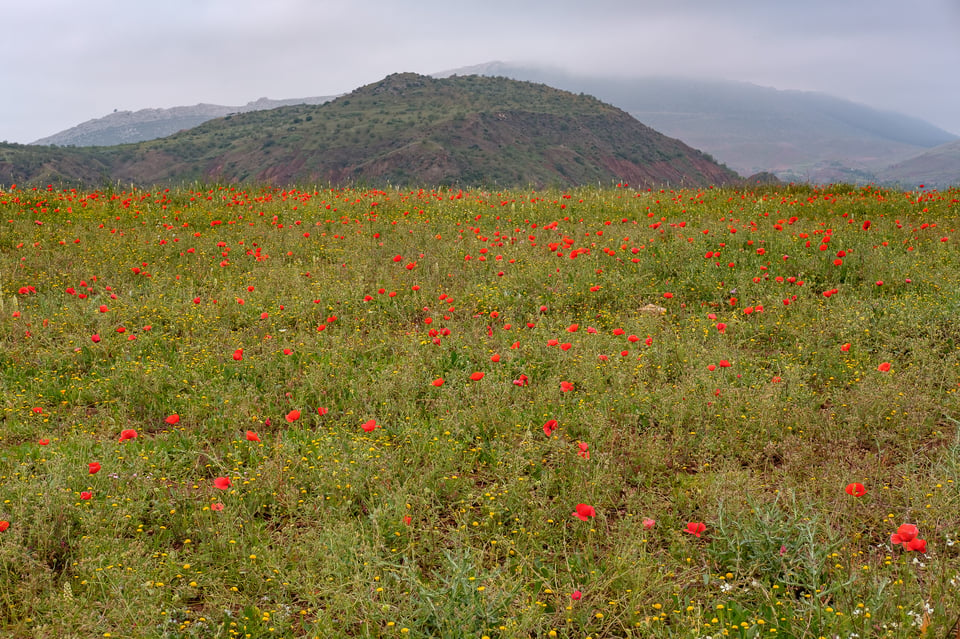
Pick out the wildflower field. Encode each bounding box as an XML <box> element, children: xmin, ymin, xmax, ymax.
<box><xmin>1</xmin><ymin>182</ymin><xmax>959</xmax><ymax>638</ymax></box>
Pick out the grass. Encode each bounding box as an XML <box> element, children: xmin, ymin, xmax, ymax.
<box><xmin>1</xmin><ymin>182</ymin><xmax>959</xmax><ymax>638</ymax></box>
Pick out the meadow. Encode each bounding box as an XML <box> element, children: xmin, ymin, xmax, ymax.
<box><xmin>1</xmin><ymin>182</ymin><xmax>959</xmax><ymax>638</ymax></box>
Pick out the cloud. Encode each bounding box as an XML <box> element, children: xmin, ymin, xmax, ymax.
<box><xmin>1</xmin><ymin>0</ymin><xmax>958</xmax><ymax>142</ymax></box>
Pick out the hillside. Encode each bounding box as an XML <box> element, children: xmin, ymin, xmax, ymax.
<box><xmin>0</xmin><ymin>73</ymin><xmax>740</xmax><ymax>188</ymax></box>
<box><xmin>31</xmin><ymin>96</ymin><xmax>337</xmax><ymax>147</ymax></box>
<box><xmin>875</xmin><ymin>140</ymin><xmax>960</xmax><ymax>188</ymax></box>
<box><xmin>437</xmin><ymin>63</ymin><xmax>958</xmax><ymax>182</ymax></box>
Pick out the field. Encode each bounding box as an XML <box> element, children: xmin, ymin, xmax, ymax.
<box><xmin>1</xmin><ymin>182</ymin><xmax>959</xmax><ymax>638</ymax></box>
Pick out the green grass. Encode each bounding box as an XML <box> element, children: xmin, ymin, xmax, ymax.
<box><xmin>1</xmin><ymin>182</ymin><xmax>959</xmax><ymax>638</ymax></box>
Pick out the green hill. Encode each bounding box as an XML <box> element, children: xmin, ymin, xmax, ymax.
<box><xmin>0</xmin><ymin>73</ymin><xmax>739</xmax><ymax>188</ymax></box>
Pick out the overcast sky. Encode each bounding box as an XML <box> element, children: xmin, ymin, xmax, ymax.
<box><xmin>3</xmin><ymin>0</ymin><xmax>959</xmax><ymax>143</ymax></box>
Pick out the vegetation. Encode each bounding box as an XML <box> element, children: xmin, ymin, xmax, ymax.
<box><xmin>0</xmin><ymin>74</ymin><xmax>739</xmax><ymax>189</ymax></box>
<box><xmin>1</xmin><ymin>181</ymin><xmax>959</xmax><ymax>638</ymax></box>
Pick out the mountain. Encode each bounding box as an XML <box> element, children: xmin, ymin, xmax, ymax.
<box><xmin>31</xmin><ymin>96</ymin><xmax>337</xmax><ymax>147</ymax></box>
<box><xmin>0</xmin><ymin>73</ymin><xmax>739</xmax><ymax>188</ymax></box>
<box><xmin>875</xmin><ymin>140</ymin><xmax>960</xmax><ymax>188</ymax></box>
<box><xmin>436</xmin><ymin>62</ymin><xmax>958</xmax><ymax>183</ymax></box>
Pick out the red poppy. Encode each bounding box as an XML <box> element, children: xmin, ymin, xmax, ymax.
<box><xmin>716</xmin><ymin>323</ymin><xmax>726</xmax><ymax>334</ymax></box>
<box><xmin>572</xmin><ymin>504</ymin><xmax>596</xmax><ymax>520</ymax></box>
<box><xmin>317</xmin><ymin>407</ymin><xmax>328</xmax><ymax>416</ymax></box>
<box><xmin>571</xmin><ymin>590</ymin><xmax>583</xmax><ymax>600</ymax></box>
<box><xmin>490</xmin><ymin>354</ymin><xmax>501</xmax><ymax>362</ymax></box>
<box><xmin>80</xmin><ymin>491</ymin><xmax>93</xmax><ymax>500</ymax></box>
<box><xmin>0</xmin><ymin>521</ymin><xmax>8</xmax><ymax>532</ymax></box>
<box><xmin>403</xmin><ymin>515</ymin><xmax>412</xmax><ymax>525</ymax></box>
<box><xmin>99</xmin><ymin>305</ymin><xmax>108</xmax><ymax>313</ymax></box>
<box><xmin>560</xmin><ymin>381</ymin><xmax>574</xmax><ymax>393</ymax></box>
<box><xmin>543</xmin><ymin>419</ymin><xmax>558</xmax><ymax>436</ymax></box>
<box><xmin>232</xmin><ymin>348</ymin><xmax>243</xmax><ymax>361</ymax></box>
<box><xmin>845</xmin><ymin>482</ymin><xmax>867</xmax><ymax>497</ymax></box>
<box><xmin>684</xmin><ymin>522</ymin><xmax>706</xmax><ymax>537</ymax></box>
<box><xmin>840</xmin><ymin>343</ymin><xmax>851</xmax><ymax>352</ymax></box>
<box><xmin>119</xmin><ymin>429</ymin><xmax>138</xmax><ymax>442</ymax></box>
<box><xmin>91</xmin><ymin>334</ymin><xmax>101</xmax><ymax>343</ymax></box>
<box><xmin>877</xmin><ymin>362</ymin><xmax>891</xmax><ymax>372</ymax></box>
<box><xmin>213</xmin><ymin>477</ymin><xmax>231</xmax><ymax>490</ymax></box>
<box><xmin>361</xmin><ymin>419</ymin><xmax>379</xmax><ymax>432</ymax></box>
<box><xmin>210</xmin><ymin>502</ymin><xmax>225</xmax><ymax>511</ymax></box>
<box><xmin>577</xmin><ymin>442</ymin><xmax>590</xmax><ymax>459</ymax></box>
<box><xmin>470</xmin><ymin>372</ymin><xmax>485</xmax><ymax>381</ymax></box>
<box><xmin>432</xmin><ymin>378</ymin><xmax>444</xmax><ymax>387</ymax></box>
<box><xmin>165</xmin><ymin>414</ymin><xmax>180</xmax><ymax>425</ymax></box>
<box><xmin>285</xmin><ymin>409</ymin><xmax>301</xmax><ymax>423</ymax></box>
<box><xmin>719</xmin><ymin>360</ymin><xmax>731</xmax><ymax>368</ymax></box>
<box><xmin>38</xmin><ymin>439</ymin><xmax>49</xmax><ymax>446</ymax></box>
<box><xmin>905</xmin><ymin>537</ymin><xmax>927</xmax><ymax>553</ymax></box>
<box><xmin>890</xmin><ymin>523</ymin><xmax>917</xmax><ymax>544</ymax></box>
<box><xmin>88</xmin><ymin>462</ymin><xmax>101</xmax><ymax>474</ymax></box>
<box><xmin>567</xmin><ymin>324</ymin><xmax>579</xmax><ymax>333</ymax></box>
<box><xmin>642</xmin><ymin>517</ymin><xmax>656</xmax><ymax>530</ymax></box>
<box><xmin>246</xmin><ymin>430</ymin><xmax>261</xmax><ymax>442</ymax></box>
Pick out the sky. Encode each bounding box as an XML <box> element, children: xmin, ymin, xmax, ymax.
<box><xmin>3</xmin><ymin>0</ymin><xmax>959</xmax><ymax>144</ymax></box>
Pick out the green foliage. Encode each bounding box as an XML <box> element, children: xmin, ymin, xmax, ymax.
<box><xmin>0</xmin><ymin>182</ymin><xmax>958</xmax><ymax>637</ymax></box>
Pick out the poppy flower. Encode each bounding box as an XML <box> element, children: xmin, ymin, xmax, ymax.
<box><xmin>119</xmin><ymin>429</ymin><xmax>138</xmax><ymax>442</ymax></box>
<box><xmin>361</xmin><ymin>419</ymin><xmax>379</xmax><ymax>432</ymax></box>
<box><xmin>845</xmin><ymin>482</ymin><xmax>867</xmax><ymax>497</ymax></box>
<box><xmin>560</xmin><ymin>381</ymin><xmax>574</xmax><ymax>393</ymax></box>
<box><xmin>80</xmin><ymin>491</ymin><xmax>93</xmax><ymax>500</ymax></box>
<box><xmin>317</xmin><ymin>407</ymin><xmax>328</xmax><ymax>416</ymax></box>
<box><xmin>684</xmin><ymin>522</ymin><xmax>706</xmax><ymax>537</ymax></box>
<box><xmin>99</xmin><ymin>305</ymin><xmax>108</xmax><ymax>313</ymax></box>
<box><xmin>490</xmin><ymin>353</ymin><xmax>501</xmax><ymax>362</ymax></box>
<box><xmin>0</xmin><ymin>521</ymin><xmax>8</xmax><ymax>532</ymax></box>
<box><xmin>890</xmin><ymin>523</ymin><xmax>918</xmax><ymax>545</ymax></box>
<box><xmin>567</xmin><ymin>324</ymin><xmax>579</xmax><ymax>333</ymax></box>
<box><xmin>642</xmin><ymin>517</ymin><xmax>656</xmax><ymax>530</ymax></box>
<box><xmin>165</xmin><ymin>414</ymin><xmax>180</xmax><ymax>425</ymax></box>
<box><xmin>38</xmin><ymin>439</ymin><xmax>50</xmax><ymax>446</ymax></box>
<box><xmin>88</xmin><ymin>462</ymin><xmax>101</xmax><ymax>474</ymax></box>
<box><xmin>210</xmin><ymin>502</ymin><xmax>225</xmax><ymax>511</ymax></box>
<box><xmin>232</xmin><ymin>348</ymin><xmax>243</xmax><ymax>361</ymax></box>
<box><xmin>577</xmin><ymin>442</ymin><xmax>590</xmax><ymax>459</ymax></box>
<box><xmin>213</xmin><ymin>477</ymin><xmax>231</xmax><ymax>490</ymax></box>
<box><xmin>716</xmin><ymin>323</ymin><xmax>726</xmax><ymax>334</ymax></box>
<box><xmin>245</xmin><ymin>430</ymin><xmax>261</xmax><ymax>442</ymax></box>
<box><xmin>403</xmin><ymin>515</ymin><xmax>412</xmax><ymax>525</ymax></box>
<box><xmin>905</xmin><ymin>537</ymin><xmax>927</xmax><ymax>553</ymax></box>
<box><xmin>719</xmin><ymin>360</ymin><xmax>731</xmax><ymax>368</ymax></box>
<box><xmin>470</xmin><ymin>372</ymin><xmax>485</xmax><ymax>381</ymax></box>
<box><xmin>285</xmin><ymin>409</ymin><xmax>301</xmax><ymax>423</ymax></box>
<box><xmin>91</xmin><ymin>334</ymin><xmax>101</xmax><ymax>343</ymax></box>
<box><xmin>571</xmin><ymin>590</ymin><xmax>583</xmax><ymax>601</ymax></box>
<box><xmin>840</xmin><ymin>343</ymin><xmax>851</xmax><ymax>352</ymax></box>
<box><xmin>543</xmin><ymin>419</ymin><xmax>558</xmax><ymax>436</ymax></box>
<box><xmin>877</xmin><ymin>362</ymin><xmax>891</xmax><ymax>372</ymax></box>
<box><xmin>512</xmin><ymin>374</ymin><xmax>528</xmax><ymax>387</ymax></box>
<box><xmin>572</xmin><ymin>504</ymin><xmax>596</xmax><ymax>520</ymax></box>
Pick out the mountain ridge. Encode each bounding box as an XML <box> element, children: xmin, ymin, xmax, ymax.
<box><xmin>2</xmin><ymin>73</ymin><xmax>740</xmax><ymax>188</ymax></box>
<box><xmin>436</xmin><ymin>62</ymin><xmax>958</xmax><ymax>185</ymax></box>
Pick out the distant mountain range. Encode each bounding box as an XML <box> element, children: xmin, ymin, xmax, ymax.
<box><xmin>436</xmin><ymin>63</ymin><xmax>959</xmax><ymax>188</ymax></box>
<box><xmin>17</xmin><ymin>63</ymin><xmax>960</xmax><ymax>188</ymax></box>
<box><xmin>1</xmin><ymin>74</ymin><xmax>739</xmax><ymax>188</ymax></box>
<box><xmin>31</xmin><ymin>96</ymin><xmax>337</xmax><ymax>147</ymax></box>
